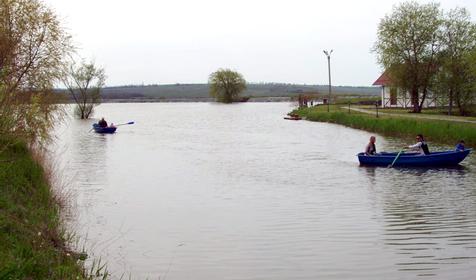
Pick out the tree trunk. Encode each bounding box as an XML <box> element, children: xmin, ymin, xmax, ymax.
<box><xmin>411</xmin><ymin>87</ymin><xmax>420</xmax><ymax>113</ymax></box>
<box><xmin>455</xmin><ymin>92</ymin><xmax>466</xmax><ymax>116</ymax></box>
<box><xmin>448</xmin><ymin>89</ymin><xmax>453</xmax><ymax>116</ymax></box>
<box><xmin>418</xmin><ymin>87</ymin><xmax>428</xmax><ymax>112</ymax></box>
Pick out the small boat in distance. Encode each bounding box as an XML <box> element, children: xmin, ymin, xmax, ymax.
<box><xmin>92</xmin><ymin>124</ymin><xmax>117</xmax><ymax>134</ymax></box>
<box><xmin>284</xmin><ymin>113</ymin><xmax>302</xmax><ymax>121</ymax></box>
<box><xmin>234</xmin><ymin>97</ymin><xmax>250</xmax><ymax>102</ymax></box>
<box><xmin>357</xmin><ymin>149</ymin><xmax>471</xmax><ymax>167</ymax></box>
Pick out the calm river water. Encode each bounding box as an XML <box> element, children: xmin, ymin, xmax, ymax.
<box><xmin>51</xmin><ymin>103</ymin><xmax>476</xmax><ymax>280</ymax></box>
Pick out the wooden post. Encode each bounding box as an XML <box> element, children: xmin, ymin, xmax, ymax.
<box><xmin>375</xmin><ymin>102</ymin><xmax>379</xmax><ymax>118</ymax></box>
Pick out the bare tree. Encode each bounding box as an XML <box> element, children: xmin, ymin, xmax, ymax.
<box><xmin>63</xmin><ymin>60</ymin><xmax>106</xmax><ymax>119</ymax></box>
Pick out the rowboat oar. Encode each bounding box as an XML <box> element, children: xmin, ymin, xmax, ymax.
<box><xmin>89</xmin><ymin>121</ymin><xmax>134</xmax><ymax>132</ymax></box>
<box><xmin>115</xmin><ymin>121</ymin><xmax>135</xmax><ymax>126</ymax></box>
<box><xmin>388</xmin><ymin>150</ymin><xmax>404</xmax><ymax>168</ymax></box>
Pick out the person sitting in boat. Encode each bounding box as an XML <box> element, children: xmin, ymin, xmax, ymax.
<box><xmin>98</xmin><ymin>117</ymin><xmax>108</xmax><ymax>128</ymax></box>
<box><xmin>365</xmin><ymin>136</ymin><xmax>377</xmax><ymax>155</ymax></box>
<box><xmin>109</xmin><ymin>123</ymin><xmax>116</xmax><ymax>128</ymax></box>
<box><xmin>455</xmin><ymin>140</ymin><xmax>465</xmax><ymax>151</ymax></box>
<box><xmin>408</xmin><ymin>134</ymin><xmax>430</xmax><ymax>155</ymax></box>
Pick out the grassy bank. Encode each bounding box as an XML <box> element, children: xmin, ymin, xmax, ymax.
<box><xmin>354</xmin><ymin>105</ymin><xmax>476</xmax><ymax>121</ymax></box>
<box><xmin>295</xmin><ymin>106</ymin><xmax>476</xmax><ymax>147</ymax></box>
<box><xmin>0</xmin><ymin>141</ymin><xmax>101</xmax><ymax>279</ymax></box>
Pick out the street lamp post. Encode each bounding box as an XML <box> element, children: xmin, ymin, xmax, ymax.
<box><xmin>323</xmin><ymin>50</ymin><xmax>333</xmax><ymax>112</ymax></box>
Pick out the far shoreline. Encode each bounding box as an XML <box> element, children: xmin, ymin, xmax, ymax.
<box><xmin>99</xmin><ymin>96</ymin><xmax>294</xmax><ymax>103</ymax></box>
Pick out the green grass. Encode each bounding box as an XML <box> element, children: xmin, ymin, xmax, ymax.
<box><xmin>295</xmin><ymin>105</ymin><xmax>476</xmax><ymax>147</ymax></box>
<box><xmin>333</xmin><ymin>96</ymin><xmax>380</xmax><ymax>105</ymax></box>
<box><xmin>0</xmin><ymin>140</ymin><xmax>107</xmax><ymax>279</ymax></box>
<box><xmin>356</xmin><ymin>105</ymin><xmax>476</xmax><ymax>119</ymax></box>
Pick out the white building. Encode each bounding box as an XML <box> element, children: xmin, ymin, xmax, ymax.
<box><xmin>373</xmin><ymin>72</ymin><xmax>440</xmax><ymax>108</ymax></box>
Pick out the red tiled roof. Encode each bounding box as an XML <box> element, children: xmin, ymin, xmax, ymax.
<box><xmin>373</xmin><ymin>72</ymin><xmax>391</xmax><ymax>86</ymax></box>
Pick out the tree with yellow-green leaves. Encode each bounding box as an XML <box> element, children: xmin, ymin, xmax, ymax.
<box><xmin>435</xmin><ymin>7</ymin><xmax>476</xmax><ymax>116</ymax></box>
<box><xmin>374</xmin><ymin>1</ymin><xmax>442</xmax><ymax>113</ymax></box>
<box><xmin>374</xmin><ymin>1</ymin><xmax>476</xmax><ymax>115</ymax></box>
<box><xmin>209</xmin><ymin>69</ymin><xmax>247</xmax><ymax>103</ymax></box>
<box><xmin>0</xmin><ymin>0</ymin><xmax>73</xmax><ymax>149</ymax></box>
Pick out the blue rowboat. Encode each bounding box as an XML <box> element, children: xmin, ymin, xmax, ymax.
<box><xmin>92</xmin><ymin>124</ymin><xmax>117</xmax><ymax>134</ymax></box>
<box><xmin>357</xmin><ymin>149</ymin><xmax>471</xmax><ymax>167</ymax></box>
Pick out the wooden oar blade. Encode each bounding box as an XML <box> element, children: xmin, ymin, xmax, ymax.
<box><xmin>115</xmin><ymin>121</ymin><xmax>135</xmax><ymax>126</ymax></box>
<box><xmin>388</xmin><ymin>150</ymin><xmax>404</xmax><ymax>168</ymax></box>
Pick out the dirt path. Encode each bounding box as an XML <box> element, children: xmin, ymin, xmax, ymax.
<box><xmin>345</xmin><ymin>107</ymin><xmax>476</xmax><ymax>124</ymax></box>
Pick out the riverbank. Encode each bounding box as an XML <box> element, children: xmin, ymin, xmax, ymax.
<box><xmin>294</xmin><ymin>105</ymin><xmax>476</xmax><ymax>147</ymax></box>
<box><xmin>0</xmin><ymin>141</ymin><xmax>100</xmax><ymax>279</ymax></box>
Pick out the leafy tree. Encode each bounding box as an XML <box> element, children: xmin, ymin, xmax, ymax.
<box><xmin>0</xmin><ymin>0</ymin><xmax>72</xmax><ymax>149</ymax></box>
<box><xmin>209</xmin><ymin>69</ymin><xmax>246</xmax><ymax>103</ymax></box>
<box><xmin>374</xmin><ymin>1</ymin><xmax>443</xmax><ymax>113</ymax></box>
<box><xmin>63</xmin><ymin>60</ymin><xmax>106</xmax><ymax>119</ymax></box>
<box><xmin>435</xmin><ymin>8</ymin><xmax>476</xmax><ymax>116</ymax></box>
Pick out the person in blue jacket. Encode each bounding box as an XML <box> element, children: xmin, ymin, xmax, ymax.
<box><xmin>455</xmin><ymin>140</ymin><xmax>465</xmax><ymax>151</ymax></box>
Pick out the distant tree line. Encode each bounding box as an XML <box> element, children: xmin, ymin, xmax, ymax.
<box><xmin>374</xmin><ymin>1</ymin><xmax>476</xmax><ymax>115</ymax></box>
<box><xmin>91</xmin><ymin>83</ymin><xmax>379</xmax><ymax>101</ymax></box>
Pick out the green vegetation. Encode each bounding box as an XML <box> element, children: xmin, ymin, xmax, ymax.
<box><xmin>0</xmin><ymin>140</ymin><xmax>107</xmax><ymax>279</ymax></box>
<box><xmin>0</xmin><ymin>0</ymin><xmax>72</xmax><ymax>149</ymax></box>
<box><xmin>63</xmin><ymin>60</ymin><xmax>106</xmax><ymax>119</ymax></box>
<box><xmin>374</xmin><ymin>1</ymin><xmax>476</xmax><ymax>114</ymax></box>
<box><xmin>436</xmin><ymin>8</ymin><xmax>476</xmax><ymax>116</ymax></box>
<box><xmin>361</xmin><ymin>106</ymin><xmax>476</xmax><ymax>120</ymax></box>
<box><xmin>209</xmin><ymin>69</ymin><xmax>247</xmax><ymax>103</ymax></box>
<box><xmin>332</xmin><ymin>96</ymin><xmax>380</xmax><ymax>105</ymax></box>
<box><xmin>1</xmin><ymin>0</ymin><xmax>105</xmax><ymax>277</ymax></box>
<box><xmin>374</xmin><ymin>1</ymin><xmax>441</xmax><ymax>113</ymax></box>
<box><xmin>95</xmin><ymin>84</ymin><xmax>380</xmax><ymax>101</ymax></box>
<box><xmin>294</xmin><ymin>105</ymin><xmax>476</xmax><ymax>146</ymax></box>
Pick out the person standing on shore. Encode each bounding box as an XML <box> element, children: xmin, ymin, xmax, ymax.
<box><xmin>408</xmin><ymin>134</ymin><xmax>430</xmax><ymax>155</ymax></box>
<box><xmin>365</xmin><ymin>136</ymin><xmax>377</xmax><ymax>155</ymax></box>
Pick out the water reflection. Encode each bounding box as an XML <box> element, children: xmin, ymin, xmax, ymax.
<box><xmin>362</xmin><ymin>164</ymin><xmax>476</xmax><ymax>278</ymax></box>
<box><xmin>52</xmin><ymin>118</ymin><xmax>112</xmax><ymax>240</ymax></box>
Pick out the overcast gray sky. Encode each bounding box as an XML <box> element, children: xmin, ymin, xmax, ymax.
<box><xmin>44</xmin><ymin>0</ymin><xmax>476</xmax><ymax>87</ymax></box>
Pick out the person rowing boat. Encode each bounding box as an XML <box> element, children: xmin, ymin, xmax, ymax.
<box><xmin>407</xmin><ymin>134</ymin><xmax>430</xmax><ymax>155</ymax></box>
<box><xmin>98</xmin><ymin>117</ymin><xmax>108</xmax><ymax>128</ymax></box>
